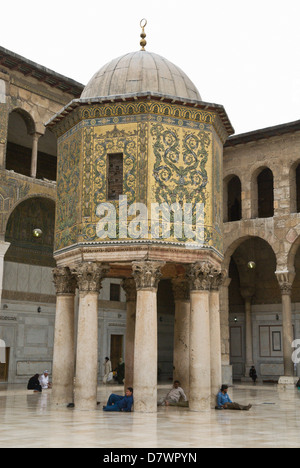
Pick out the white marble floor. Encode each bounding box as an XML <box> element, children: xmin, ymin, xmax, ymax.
<box><xmin>0</xmin><ymin>382</ymin><xmax>300</xmax><ymax>448</ymax></box>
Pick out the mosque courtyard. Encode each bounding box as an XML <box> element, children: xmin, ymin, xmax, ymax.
<box><xmin>0</xmin><ymin>382</ymin><xmax>299</xmax><ymax>448</ymax></box>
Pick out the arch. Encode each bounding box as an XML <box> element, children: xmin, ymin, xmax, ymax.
<box><xmin>223</xmin><ymin>233</ymin><xmax>278</xmax><ymax>272</ymax></box>
<box><xmin>6</xmin><ymin>108</ymin><xmax>36</xmax><ymax>176</ymax></box>
<box><xmin>223</xmin><ymin>174</ymin><xmax>242</xmax><ymax>222</ymax></box>
<box><xmin>250</xmin><ymin>166</ymin><xmax>274</xmax><ymax>218</ymax></box>
<box><xmin>4</xmin><ymin>196</ymin><xmax>56</xmax><ymax>267</ymax></box>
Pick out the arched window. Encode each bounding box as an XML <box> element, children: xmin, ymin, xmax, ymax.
<box><xmin>257</xmin><ymin>168</ymin><xmax>274</xmax><ymax>218</ymax></box>
<box><xmin>37</xmin><ymin>129</ymin><xmax>57</xmax><ymax>181</ymax></box>
<box><xmin>224</xmin><ymin>175</ymin><xmax>242</xmax><ymax>222</ymax></box>
<box><xmin>6</xmin><ymin>109</ymin><xmax>35</xmax><ymax>177</ymax></box>
<box><xmin>290</xmin><ymin>162</ymin><xmax>300</xmax><ymax>213</ymax></box>
<box><xmin>228</xmin><ymin>176</ymin><xmax>242</xmax><ymax>222</ymax></box>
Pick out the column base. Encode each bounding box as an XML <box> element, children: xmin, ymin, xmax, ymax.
<box><xmin>278</xmin><ymin>376</ymin><xmax>298</xmax><ymax>386</ymax></box>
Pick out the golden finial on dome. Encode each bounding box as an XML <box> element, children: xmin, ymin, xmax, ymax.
<box><xmin>140</xmin><ymin>18</ymin><xmax>147</xmax><ymax>51</ymax></box>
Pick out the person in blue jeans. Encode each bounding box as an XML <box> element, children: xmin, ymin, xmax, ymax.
<box><xmin>103</xmin><ymin>387</ymin><xmax>134</xmax><ymax>412</ymax></box>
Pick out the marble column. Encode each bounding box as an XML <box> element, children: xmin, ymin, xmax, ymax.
<box><xmin>187</xmin><ymin>261</ymin><xmax>215</xmax><ymax>412</ymax></box>
<box><xmin>171</xmin><ymin>277</ymin><xmax>190</xmax><ymax>399</ymax></box>
<box><xmin>30</xmin><ymin>132</ymin><xmax>42</xmax><ymax>178</ymax></box>
<box><xmin>52</xmin><ymin>267</ymin><xmax>77</xmax><ymax>406</ymax></box>
<box><xmin>132</xmin><ymin>260</ymin><xmax>164</xmax><ymax>413</ymax></box>
<box><xmin>0</xmin><ymin>241</ymin><xmax>10</xmax><ymax>306</ymax></box>
<box><xmin>121</xmin><ymin>278</ymin><xmax>137</xmax><ymax>389</ymax></box>
<box><xmin>210</xmin><ymin>270</ymin><xmax>227</xmax><ymax>403</ymax></box>
<box><xmin>72</xmin><ymin>262</ymin><xmax>109</xmax><ymax>410</ymax></box>
<box><xmin>240</xmin><ymin>287</ymin><xmax>255</xmax><ymax>377</ymax></box>
<box><xmin>276</xmin><ymin>271</ymin><xmax>295</xmax><ymax>381</ymax></box>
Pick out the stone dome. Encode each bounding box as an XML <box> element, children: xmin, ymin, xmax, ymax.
<box><xmin>81</xmin><ymin>51</ymin><xmax>202</xmax><ymax>101</ymax></box>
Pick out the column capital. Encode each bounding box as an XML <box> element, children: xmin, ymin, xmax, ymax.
<box><xmin>53</xmin><ymin>266</ymin><xmax>76</xmax><ymax>295</ymax></box>
<box><xmin>210</xmin><ymin>269</ymin><xmax>228</xmax><ymax>291</ymax></box>
<box><xmin>276</xmin><ymin>270</ymin><xmax>295</xmax><ymax>296</ymax></box>
<box><xmin>240</xmin><ymin>286</ymin><xmax>255</xmax><ymax>301</ymax></box>
<box><xmin>172</xmin><ymin>277</ymin><xmax>190</xmax><ymax>301</ymax></box>
<box><xmin>132</xmin><ymin>260</ymin><xmax>165</xmax><ymax>291</ymax></box>
<box><xmin>187</xmin><ymin>261</ymin><xmax>219</xmax><ymax>291</ymax></box>
<box><xmin>121</xmin><ymin>278</ymin><xmax>137</xmax><ymax>302</ymax></box>
<box><xmin>72</xmin><ymin>262</ymin><xmax>109</xmax><ymax>293</ymax></box>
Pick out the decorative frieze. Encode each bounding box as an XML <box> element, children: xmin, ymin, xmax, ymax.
<box><xmin>132</xmin><ymin>260</ymin><xmax>164</xmax><ymax>290</ymax></box>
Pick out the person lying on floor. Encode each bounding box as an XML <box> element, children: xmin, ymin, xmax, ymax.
<box><xmin>103</xmin><ymin>387</ymin><xmax>134</xmax><ymax>412</ymax></box>
<box><xmin>216</xmin><ymin>385</ymin><xmax>252</xmax><ymax>411</ymax></box>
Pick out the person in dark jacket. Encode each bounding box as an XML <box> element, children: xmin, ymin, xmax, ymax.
<box><xmin>103</xmin><ymin>387</ymin><xmax>133</xmax><ymax>412</ymax></box>
<box><xmin>27</xmin><ymin>374</ymin><xmax>42</xmax><ymax>393</ymax></box>
<box><xmin>249</xmin><ymin>366</ymin><xmax>258</xmax><ymax>384</ymax></box>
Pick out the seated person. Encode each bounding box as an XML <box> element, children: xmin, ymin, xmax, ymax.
<box><xmin>158</xmin><ymin>380</ymin><xmax>188</xmax><ymax>407</ymax></box>
<box><xmin>216</xmin><ymin>385</ymin><xmax>252</xmax><ymax>411</ymax></box>
<box><xmin>103</xmin><ymin>387</ymin><xmax>134</xmax><ymax>412</ymax></box>
<box><xmin>27</xmin><ymin>374</ymin><xmax>42</xmax><ymax>393</ymax></box>
<box><xmin>39</xmin><ymin>370</ymin><xmax>52</xmax><ymax>389</ymax></box>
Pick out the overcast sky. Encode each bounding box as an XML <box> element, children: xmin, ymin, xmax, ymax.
<box><xmin>1</xmin><ymin>0</ymin><xmax>300</xmax><ymax>135</ymax></box>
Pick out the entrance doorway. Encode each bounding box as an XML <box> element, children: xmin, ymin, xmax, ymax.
<box><xmin>110</xmin><ymin>335</ymin><xmax>124</xmax><ymax>371</ymax></box>
<box><xmin>0</xmin><ymin>348</ymin><xmax>10</xmax><ymax>382</ymax></box>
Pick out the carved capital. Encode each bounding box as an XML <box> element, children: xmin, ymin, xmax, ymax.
<box><xmin>172</xmin><ymin>278</ymin><xmax>190</xmax><ymax>301</ymax></box>
<box><xmin>72</xmin><ymin>262</ymin><xmax>109</xmax><ymax>293</ymax></box>
<box><xmin>187</xmin><ymin>261</ymin><xmax>218</xmax><ymax>291</ymax></box>
<box><xmin>53</xmin><ymin>267</ymin><xmax>76</xmax><ymax>295</ymax></box>
<box><xmin>276</xmin><ymin>271</ymin><xmax>295</xmax><ymax>296</ymax></box>
<box><xmin>121</xmin><ymin>278</ymin><xmax>137</xmax><ymax>302</ymax></box>
<box><xmin>210</xmin><ymin>269</ymin><xmax>228</xmax><ymax>291</ymax></box>
<box><xmin>132</xmin><ymin>261</ymin><xmax>165</xmax><ymax>291</ymax></box>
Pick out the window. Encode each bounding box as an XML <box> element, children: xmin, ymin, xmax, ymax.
<box><xmin>227</xmin><ymin>176</ymin><xmax>242</xmax><ymax>222</ymax></box>
<box><xmin>107</xmin><ymin>153</ymin><xmax>123</xmax><ymax>201</ymax></box>
<box><xmin>257</xmin><ymin>168</ymin><xmax>274</xmax><ymax>218</ymax></box>
<box><xmin>110</xmin><ymin>283</ymin><xmax>121</xmax><ymax>302</ymax></box>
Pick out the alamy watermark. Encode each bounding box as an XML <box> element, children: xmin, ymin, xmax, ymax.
<box><xmin>292</xmin><ymin>340</ymin><xmax>300</xmax><ymax>364</ymax></box>
<box><xmin>96</xmin><ymin>196</ymin><xmax>205</xmax><ymax>250</ymax></box>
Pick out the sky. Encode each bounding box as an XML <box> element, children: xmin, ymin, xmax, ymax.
<box><xmin>1</xmin><ymin>0</ymin><xmax>300</xmax><ymax>135</ymax></box>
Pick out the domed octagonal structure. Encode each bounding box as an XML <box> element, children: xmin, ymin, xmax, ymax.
<box><xmin>47</xmin><ymin>26</ymin><xmax>234</xmax><ymax>414</ymax></box>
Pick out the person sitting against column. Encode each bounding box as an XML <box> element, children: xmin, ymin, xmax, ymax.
<box><xmin>103</xmin><ymin>387</ymin><xmax>134</xmax><ymax>412</ymax></box>
<box><xmin>216</xmin><ymin>385</ymin><xmax>252</xmax><ymax>411</ymax></box>
<box><xmin>158</xmin><ymin>380</ymin><xmax>188</xmax><ymax>407</ymax></box>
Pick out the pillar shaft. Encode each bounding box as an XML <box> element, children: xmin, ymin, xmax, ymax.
<box><xmin>132</xmin><ymin>261</ymin><xmax>164</xmax><ymax>413</ymax></box>
<box><xmin>276</xmin><ymin>271</ymin><xmax>295</xmax><ymax>378</ymax></box>
<box><xmin>172</xmin><ymin>278</ymin><xmax>190</xmax><ymax>399</ymax></box>
<box><xmin>72</xmin><ymin>262</ymin><xmax>108</xmax><ymax>410</ymax></box>
<box><xmin>121</xmin><ymin>278</ymin><xmax>137</xmax><ymax>389</ymax></box>
<box><xmin>0</xmin><ymin>242</ymin><xmax>10</xmax><ymax>306</ymax></box>
<box><xmin>187</xmin><ymin>261</ymin><xmax>219</xmax><ymax>411</ymax></box>
<box><xmin>30</xmin><ymin>133</ymin><xmax>41</xmax><ymax>178</ymax></box>
<box><xmin>52</xmin><ymin>267</ymin><xmax>76</xmax><ymax>405</ymax></box>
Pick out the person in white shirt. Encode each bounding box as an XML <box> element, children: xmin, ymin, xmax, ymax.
<box><xmin>103</xmin><ymin>357</ymin><xmax>112</xmax><ymax>384</ymax></box>
<box><xmin>158</xmin><ymin>381</ymin><xmax>188</xmax><ymax>407</ymax></box>
<box><xmin>39</xmin><ymin>371</ymin><xmax>52</xmax><ymax>389</ymax></box>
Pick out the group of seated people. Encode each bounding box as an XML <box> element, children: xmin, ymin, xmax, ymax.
<box><xmin>102</xmin><ymin>381</ymin><xmax>252</xmax><ymax>412</ymax></box>
<box><xmin>27</xmin><ymin>372</ymin><xmax>252</xmax><ymax>413</ymax></box>
<box><xmin>27</xmin><ymin>371</ymin><xmax>51</xmax><ymax>393</ymax></box>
